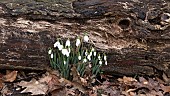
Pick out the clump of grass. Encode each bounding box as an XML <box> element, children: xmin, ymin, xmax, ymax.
<box><xmin>48</xmin><ymin>34</ymin><xmax>107</xmax><ymax>79</ymax></box>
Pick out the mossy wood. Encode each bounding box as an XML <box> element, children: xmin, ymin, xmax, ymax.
<box><xmin>0</xmin><ymin>0</ymin><xmax>170</xmax><ymax>77</ymax></box>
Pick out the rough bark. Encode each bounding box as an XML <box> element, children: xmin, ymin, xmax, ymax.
<box><xmin>0</xmin><ymin>0</ymin><xmax>170</xmax><ymax>77</ymax></box>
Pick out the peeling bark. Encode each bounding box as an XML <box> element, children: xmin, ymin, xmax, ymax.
<box><xmin>0</xmin><ymin>0</ymin><xmax>170</xmax><ymax>77</ymax></box>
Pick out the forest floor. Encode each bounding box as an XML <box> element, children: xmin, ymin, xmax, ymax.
<box><xmin>0</xmin><ymin>67</ymin><xmax>170</xmax><ymax>96</ymax></box>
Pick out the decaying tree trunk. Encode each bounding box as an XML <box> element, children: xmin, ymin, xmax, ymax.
<box><xmin>0</xmin><ymin>0</ymin><xmax>170</xmax><ymax>77</ymax></box>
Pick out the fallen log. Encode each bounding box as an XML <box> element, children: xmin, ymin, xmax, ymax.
<box><xmin>0</xmin><ymin>0</ymin><xmax>170</xmax><ymax>77</ymax></box>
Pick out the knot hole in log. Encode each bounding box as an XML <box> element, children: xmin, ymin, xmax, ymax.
<box><xmin>117</xmin><ymin>18</ymin><xmax>131</xmax><ymax>30</ymax></box>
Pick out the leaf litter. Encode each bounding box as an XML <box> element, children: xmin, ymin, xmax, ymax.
<box><xmin>1</xmin><ymin>69</ymin><xmax>170</xmax><ymax>95</ymax></box>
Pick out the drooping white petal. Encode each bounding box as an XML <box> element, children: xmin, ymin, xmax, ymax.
<box><xmin>104</xmin><ymin>55</ymin><xmax>107</xmax><ymax>61</ymax></box>
<box><xmin>76</xmin><ymin>38</ymin><xmax>81</xmax><ymax>47</ymax></box>
<box><xmin>94</xmin><ymin>51</ymin><xmax>97</xmax><ymax>56</ymax></box>
<box><xmin>66</xmin><ymin>51</ymin><xmax>69</xmax><ymax>57</ymax></box>
<box><xmin>99</xmin><ymin>60</ymin><xmax>102</xmax><ymax>65</ymax></box>
<box><xmin>64</xmin><ymin>61</ymin><xmax>66</xmax><ymax>65</ymax></box>
<box><xmin>87</xmin><ymin>55</ymin><xmax>91</xmax><ymax>61</ymax></box>
<box><xmin>58</xmin><ymin>44</ymin><xmax>63</xmax><ymax>50</ymax></box>
<box><xmin>54</xmin><ymin>41</ymin><xmax>60</xmax><ymax>48</ymax></box>
<box><xmin>61</xmin><ymin>48</ymin><xmax>69</xmax><ymax>57</ymax></box>
<box><xmin>105</xmin><ymin>61</ymin><xmax>107</xmax><ymax>65</ymax></box>
<box><xmin>51</xmin><ymin>54</ymin><xmax>53</xmax><ymax>58</ymax></box>
<box><xmin>91</xmin><ymin>47</ymin><xmax>95</xmax><ymax>52</ymax></box>
<box><xmin>78</xmin><ymin>55</ymin><xmax>81</xmax><ymax>60</ymax></box>
<box><xmin>83</xmin><ymin>35</ymin><xmax>89</xmax><ymax>42</ymax></box>
<box><xmin>48</xmin><ymin>49</ymin><xmax>52</xmax><ymax>54</ymax></box>
<box><xmin>98</xmin><ymin>55</ymin><xmax>101</xmax><ymax>60</ymax></box>
<box><xmin>62</xmin><ymin>48</ymin><xmax>68</xmax><ymax>55</ymax></box>
<box><xmin>83</xmin><ymin>58</ymin><xmax>87</xmax><ymax>63</ymax></box>
<box><xmin>65</xmin><ymin>39</ymin><xmax>70</xmax><ymax>47</ymax></box>
<box><xmin>85</xmin><ymin>50</ymin><xmax>88</xmax><ymax>56</ymax></box>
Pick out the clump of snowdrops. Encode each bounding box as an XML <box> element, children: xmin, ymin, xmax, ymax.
<box><xmin>48</xmin><ymin>34</ymin><xmax>107</xmax><ymax>79</ymax></box>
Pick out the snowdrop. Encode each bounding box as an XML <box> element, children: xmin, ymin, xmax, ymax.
<box><xmin>54</xmin><ymin>41</ymin><xmax>60</xmax><ymax>48</ymax></box>
<box><xmin>104</xmin><ymin>55</ymin><xmax>107</xmax><ymax>61</ymax></box>
<box><xmin>62</xmin><ymin>48</ymin><xmax>69</xmax><ymax>57</ymax></box>
<box><xmin>99</xmin><ymin>60</ymin><xmax>102</xmax><ymax>65</ymax></box>
<box><xmin>51</xmin><ymin>53</ymin><xmax>54</xmax><ymax>58</ymax></box>
<box><xmin>85</xmin><ymin>50</ymin><xmax>88</xmax><ymax>56</ymax></box>
<box><xmin>48</xmin><ymin>49</ymin><xmax>52</xmax><ymax>54</ymax></box>
<box><xmin>94</xmin><ymin>51</ymin><xmax>97</xmax><ymax>56</ymax></box>
<box><xmin>83</xmin><ymin>58</ymin><xmax>87</xmax><ymax>63</ymax></box>
<box><xmin>58</xmin><ymin>44</ymin><xmax>63</xmax><ymax>51</ymax></box>
<box><xmin>65</xmin><ymin>39</ymin><xmax>70</xmax><ymax>47</ymax></box>
<box><xmin>87</xmin><ymin>55</ymin><xmax>91</xmax><ymax>61</ymax></box>
<box><xmin>91</xmin><ymin>47</ymin><xmax>95</xmax><ymax>52</ymax></box>
<box><xmin>64</xmin><ymin>61</ymin><xmax>66</xmax><ymax>65</ymax></box>
<box><xmin>78</xmin><ymin>55</ymin><xmax>81</xmax><ymax>60</ymax></box>
<box><xmin>105</xmin><ymin>61</ymin><xmax>107</xmax><ymax>65</ymax></box>
<box><xmin>66</xmin><ymin>52</ymin><xmax>69</xmax><ymax>57</ymax></box>
<box><xmin>98</xmin><ymin>55</ymin><xmax>101</xmax><ymax>60</ymax></box>
<box><xmin>84</xmin><ymin>35</ymin><xmax>89</xmax><ymax>42</ymax></box>
<box><xmin>76</xmin><ymin>38</ymin><xmax>81</xmax><ymax>47</ymax></box>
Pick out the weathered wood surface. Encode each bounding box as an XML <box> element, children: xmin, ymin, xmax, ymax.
<box><xmin>0</xmin><ymin>0</ymin><xmax>170</xmax><ymax>77</ymax></box>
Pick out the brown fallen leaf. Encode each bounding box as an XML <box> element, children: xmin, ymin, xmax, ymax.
<box><xmin>17</xmin><ymin>78</ymin><xmax>48</xmax><ymax>95</ymax></box>
<box><xmin>51</xmin><ymin>87</ymin><xmax>66</xmax><ymax>96</ymax></box>
<box><xmin>1</xmin><ymin>85</ymin><xmax>13</xmax><ymax>96</ymax></box>
<box><xmin>39</xmin><ymin>71</ymin><xmax>62</xmax><ymax>92</ymax></box>
<box><xmin>3</xmin><ymin>71</ymin><xmax>18</xmax><ymax>82</ymax></box>
<box><xmin>0</xmin><ymin>79</ymin><xmax>4</xmax><ymax>90</ymax></box>
<box><xmin>160</xmin><ymin>84</ymin><xmax>170</xmax><ymax>94</ymax></box>
<box><xmin>59</xmin><ymin>78</ymin><xmax>86</xmax><ymax>93</ymax></box>
<box><xmin>117</xmin><ymin>76</ymin><xmax>137</xmax><ymax>84</ymax></box>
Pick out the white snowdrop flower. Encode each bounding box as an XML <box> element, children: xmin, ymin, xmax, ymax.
<box><xmin>91</xmin><ymin>47</ymin><xmax>95</xmax><ymax>52</ymax></box>
<box><xmin>48</xmin><ymin>49</ymin><xmax>52</xmax><ymax>54</ymax></box>
<box><xmin>94</xmin><ymin>51</ymin><xmax>97</xmax><ymax>56</ymax></box>
<box><xmin>50</xmin><ymin>54</ymin><xmax>53</xmax><ymax>58</ymax></box>
<box><xmin>83</xmin><ymin>35</ymin><xmax>89</xmax><ymax>42</ymax></box>
<box><xmin>83</xmin><ymin>58</ymin><xmax>87</xmax><ymax>63</ymax></box>
<box><xmin>65</xmin><ymin>39</ymin><xmax>70</xmax><ymax>47</ymax></box>
<box><xmin>99</xmin><ymin>60</ymin><xmax>102</xmax><ymax>65</ymax></box>
<box><xmin>66</xmin><ymin>51</ymin><xmax>69</xmax><ymax>57</ymax></box>
<box><xmin>54</xmin><ymin>41</ymin><xmax>60</xmax><ymax>48</ymax></box>
<box><xmin>78</xmin><ymin>55</ymin><xmax>81</xmax><ymax>60</ymax></box>
<box><xmin>87</xmin><ymin>55</ymin><xmax>91</xmax><ymax>61</ymax></box>
<box><xmin>62</xmin><ymin>48</ymin><xmax>68</xmax><ymax>56</ymax></box>
<box><xmin>58</xmin><ymin>44</ymin><xmax>63</xmax><ymax>51</ymax></box>
<box><xmin>64</xmin><ymin>61</ymin><xmax>66</xmax><ymax>65</ymax></box>
<box><xmin>76</xmin><ymin>38</ymin><xmax>81</xmax><ymax>47</ymax></box>
<box><xmin>104</xmin><ymin>55</ymin><xmax>107</xmax><ymax>61</ymax></box>
<box><xmin>85</xmin><ymin>50</ymin><xmax>88</xmax><ymax>56</ymax></box>
<box><xmin>98</xmin><ymin>55</ymin><xmax>101</xmax><ymax>60</ymax></box>
<box><xmin>105</xmin><ymin>61</ymin><xmax>107</xmax><ymax>65</ymax></box>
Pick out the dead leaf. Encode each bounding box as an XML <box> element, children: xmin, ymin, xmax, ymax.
<box><xmin>17</xmin><ymin>78</ymin><xmax>48</xmax><ymax>95</ymax></box>
<box><xmin>71</xmin><ymin>65</ymin><xmax>81</xmax><ymax>83</ymax></box>
<box><xmin>0</xmin><ymin>85</ymin><xmax>12</xmax><ymax>96</ymax></box>
<box><xmin>0</xmin><ymin>79</ymin><xmax>4</xmax><ymax>90</ymax></box>
<box><xmin>0</xmin><ymin>73</ymin><xmax>5</xmax><ymax>90</ymax></box>
<box><xmin>134</xmin><ymin>77</ymin><xmax>161</xmax><ymax>91</ymax></box>
<box><xmin>39</xmin><ymin>71</ymin><xmax>62</xmax><ymax>92</ymax></box>
<box><xmin>59</xmin><ymin>78</ymin><xmax>86</xmax><ymax>93</ymax></box>
<box><xmin>117</xmin><ymin>76</ymin><xmax>137</xmax><ymax>84</ymax></box>
<box><xmin>3</xmin><ymin>71</ymin><xmax>18</xmax><ymax>82</ymax></box>
<box><xmin>160</xmin><ymin>84</ymin><xmax>170</xmax><ymax>94</ymax></box>
<box><xmin>51</xmin><ymin>87</ymin><xmax>66</xmax><ymax>96</ymax></box>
